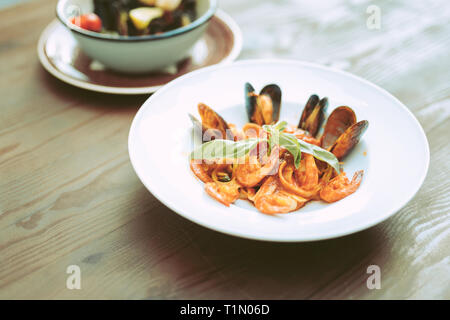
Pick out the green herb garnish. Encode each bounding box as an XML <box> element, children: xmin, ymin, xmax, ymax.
<box><xmin>190</xmin><ymin>122</ymin><xmax>340</xmax><ymax>172</ymax></box>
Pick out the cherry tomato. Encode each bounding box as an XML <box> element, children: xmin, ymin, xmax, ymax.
<box><xmin>70</xmin><ymin>13</ymin><xmax>102</xmax><ymax>32</ymax></box>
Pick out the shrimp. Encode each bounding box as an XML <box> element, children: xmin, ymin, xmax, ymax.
<box><xmin>204</xmin><ymin>180</ymin><xmax>241</xmax><ymax>207</ymax></box>
<box><xmin>235</xmin><ymin>146</ymin><xmax>282</xmax><ymax>187</ymax></box>
<box><xmin>192</xmin><ymin>159</ymin><xmax>241</xmax><ymax>206</ymax></box>
<box><xmin>254</xmin><ymin>176</ymin><xmax>307</xmax><ymax>214</ymax></box>
<box><xmin>190</xmin><ymin>160</ymin><xmax>231</xmax><ymax>183</ymax></box>
<box><xmin>228</xmin><ymin>123</ymin><xmax>245</xmax><ymax>141</ymax></box>
<box><xmin>320</xmin><ymin>170</ymin><xmax>363</xmax><ymax>203</ymax></box>
<box><xmin>239</xmin><ymin>187</ymin><xmax>257</xmax><ymax>201</ymax></box>
<box><xmin>242</xmin><ymin>123</ymin><xmax>265</xmax><ymax>139</ymax></box>
<box><xmin>190</xmin><ymin>160</ymin><xmax>213</xmax><ymax>183</ymax></box>
<box><xmin>295</xmin><ymin>154</ymin><xmax>319</xmax><ymax>190</ymax></box>
<box><xmin>278</xmin><ymin>154</ymin><xmax>321</xmax><ymax>199</ymax></box>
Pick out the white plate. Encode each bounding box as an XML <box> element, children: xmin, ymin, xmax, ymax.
<box><xmin>128</xmin><ymin>60</ymin><xmax>429</xmax><ymax>242</ymax></box>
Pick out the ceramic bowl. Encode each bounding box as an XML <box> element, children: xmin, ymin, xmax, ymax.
<box><xmin>56</xmin><ymin>0</ymin><xmax>217</xmax><ymax>73</ymax></box>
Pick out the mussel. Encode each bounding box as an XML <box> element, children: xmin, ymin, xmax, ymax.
<box><xmin>245</xmin><ymin>83</ymin><xmax>282</xmax><ymax>126</ymax></box>
<box><xmin>329</xmin><ymin>120</ymin><xmax>368</xmax><ymax>160</ymax></box>
<box><xmin>321</xmin><ymin>106</ymin><xmax>356</xmax><ymax>150</ymax></box>
<box><xmin>320</xmin><ymin>106</ymin><xmax>368</xmax><ymax>160</ymax></box>
<box><xmin>297</xmin><ymin>98</ymin><xmax>368</xmax><ymax>161</ymax></box>
<box><xmin>189</xmin><ymin>103</ymin><xmax>233</xmax><ymax>142</ymax></box>
<box><xmin>298</xmin><ymin>94</ymin><xmax>328</xmax><ymax>137</ymax></box>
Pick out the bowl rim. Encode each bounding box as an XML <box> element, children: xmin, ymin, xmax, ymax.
<box><xmin>56</xmin><ymin>0</ymin><xmax>218</xmax><ymax>42</ymax></box>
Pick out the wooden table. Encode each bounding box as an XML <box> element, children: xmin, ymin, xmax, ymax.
<box><xmin>0</xmin><ymin>0</ymin><xmax>449</xmax><ymax>299</ymax></box>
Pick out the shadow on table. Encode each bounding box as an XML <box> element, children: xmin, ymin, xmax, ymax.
<box><xmin>38</xmin><ymin>66</ymin><xmax>150</xmax><ymax>110</ymax></box>
<box><xmin>130</xmin><ymin>187</ymin><xmax>393</xmax><ymax>299</ymax></box>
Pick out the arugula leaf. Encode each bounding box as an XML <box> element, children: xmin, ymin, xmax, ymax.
<box><xmin>272</xmin><ymin>121</ymin><xmax>288</xmax><ymax>132</ymax></box>
<box><xmin>296</xmin><ymin>137</ymin><xmax>340</xmax><ymax>173</ymax></box>
<box><xmin>263</xmin><ymin>120</ymin><xmax>289</xmax><ymax>151</ymax></box>
<box><xmin>263</xmin><ymin>121</ymin><xmax>287</xmax><ymax>134</ymax></box>
<box><xmin>266</xmin><ymin>125</ymin><xmax>280</xmax><ymax>151</ymax></box>
<box><xmin>190</xmin><ymin>138</ymin><xmax>263</xmax><ymax>161</ymax></box>
<box><xmin>278</xmin><ymin>132</ymin><xmax>302</xmax><ymax>168</ymax></box>
<box><xmin>264</xmin><ymin>121</ymin><xmax>339</xmax><ymax>171</ymax></box>
<box><xmin>264</xmin><ymin>121</ymin><xmax>301</xmax><ymax>168</ymax></box>
<box><xmin>189</xmin><ymin>121</ymin><xmax>340</xmax><ymax>173</ymax></box>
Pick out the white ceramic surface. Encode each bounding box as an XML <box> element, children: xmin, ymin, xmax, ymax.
<box><xmin>128</xmin><ymin>60</ymin><xmax>430</xmax><ymax>242</ymax></box>
<box><xmin>56</xmin><ymin>0</ymin><xmax>217</xmax><ymax>73</ymax></box>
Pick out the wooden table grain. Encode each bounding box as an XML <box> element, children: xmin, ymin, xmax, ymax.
<box><xmin>0</xmin><ymin>0</ymin><xmax>449</xmax><ymax>299</ymax></box>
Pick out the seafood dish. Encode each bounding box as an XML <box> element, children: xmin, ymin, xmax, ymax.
<box><xmin>189</xmin><ymin>83</ymin><xmax>369</xmax><ymax>214</ymax></box>
<box><xmin>69</xmin><ymin>0</ymin><xmax>197</xmax><ymax>36</ymax></box>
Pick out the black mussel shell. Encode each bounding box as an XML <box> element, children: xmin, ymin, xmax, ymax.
<box><xmin>244</xmin><ymin>82</ymin><xmax>257</xmax><ymax>123</ymax></box>
<box><xmin>330</xmin><ymin>120</ymin><xmax>369</xmax><ymax>160</ymax></box>
<box><xmin>298</xmin><ymin>94</ymin><xmax>328</xmax><ymax>137</ymax></box>
<box><xmin>245</xmin><ymin>82</ymin><xmax>282</xmax><ymax>125</ymax></box>
<box><xmin>321</xmin><ymin>106</ymin><xmax>357</xmax><ymax>150</ymax></box>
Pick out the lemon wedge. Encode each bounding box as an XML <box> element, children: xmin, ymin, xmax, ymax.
<box><xmin>138</xmin><ymin>0</ymin><xmax>157</xmax><ymax>5</ymax></box>
<box><xmin>156</xmin><ymin>0</ymin><xmax>182</xmax><ymax>11</ymax></box>
<box><xmin>129</xmin><ymin>7</ymin><xmax>164</xmax><ymax>31</ymax></box>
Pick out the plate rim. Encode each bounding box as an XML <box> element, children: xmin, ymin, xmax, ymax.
<box><xmin>128</xmin><ymin>59</ymin><xmax>430</xmax><ymax>242</ymax></box>
<box><xmin>37</xmin><ymin>10</ymin><xmax>243</xmax><ymax>95</ymax></box>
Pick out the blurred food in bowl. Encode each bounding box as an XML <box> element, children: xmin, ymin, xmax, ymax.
<box><xmin>69</xmin><ymin>0</ymin><xmax>197</xmax><ymax>36</ymax></box>
<box><xmin>57</xmin><ymin>0</ymin><xmax>217</xmax><ymax>73</ymax></box>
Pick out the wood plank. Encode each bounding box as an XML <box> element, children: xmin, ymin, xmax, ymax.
<box><xmin>0</xmin><ymin>0</ymin><xmax>449</xmax><ymax>299</ymax></box>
